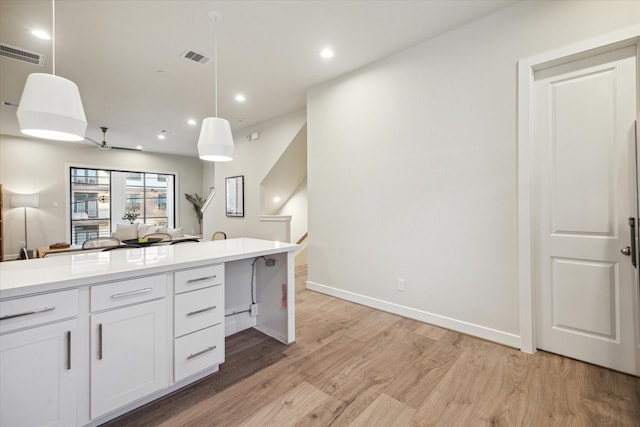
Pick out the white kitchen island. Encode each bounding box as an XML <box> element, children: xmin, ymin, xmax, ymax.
<box><xmin>0</xmin><ymin>238</ymin><xmax>298</xmax><ymax>427</ymax></box>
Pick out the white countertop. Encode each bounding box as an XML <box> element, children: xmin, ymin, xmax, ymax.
<box><xmin>0</xmin><ymin>238</ymin><xmax>298</xmax><ymax>299</ymax></box>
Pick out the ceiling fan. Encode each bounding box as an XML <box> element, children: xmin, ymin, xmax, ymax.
<box><xmin>84</xmin><ymin>127</ymin><xmax>141</xmax><ymax>151</ymax></box>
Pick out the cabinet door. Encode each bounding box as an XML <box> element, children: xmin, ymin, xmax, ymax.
<box><xmin>0</xmin><ymin>319</ymin><xmax>77</xmax><ymax>427</ymax></box>
<box><xmin>91</xmin><ymin>299</ymin><xmax>167</xmax><ymax>419</ymax></box>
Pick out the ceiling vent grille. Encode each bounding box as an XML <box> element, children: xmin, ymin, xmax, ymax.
<box><xmin>0</xmin><ymin>43</ymin><xmax>45</xmax><ymax>66</ymax></box>
<box><xmin>181</xmin><ymin>49</ymin><xmax>210</xmax><ymax>65</ymax></box>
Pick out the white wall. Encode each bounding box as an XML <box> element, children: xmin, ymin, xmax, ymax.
<box><xmin>0</xmin><ymin>134</ymin><xmax>204</xmax><ymax>258</ymax></box>
<box><xmin>203</xmin><ymin>108</ymin><xmax>306</xmax><ymax>242</ymax></box>
<box><xmin>277</xmin><ymin>179</ymin><xmax>307</xmax><ymax>244</ymax></box>
<box><xmin>307</xmin><ymin>0</ymin><xmax>640</xmax><ymax>346</ymax></box>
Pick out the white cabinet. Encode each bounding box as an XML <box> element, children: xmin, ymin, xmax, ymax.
<box><xmin>173</xmin><ymin>264</ymin><xmax>225</xmax><ymax>382</ymax></box>
<box><xmin>0</xmin><ymin>290</ymin><xmax>79</xmax><ymax>427</ymax></box>
<box><xmin>90</xmin><ymin>276</ymin><xmax>168</xmax><ymax>419</ymax></box>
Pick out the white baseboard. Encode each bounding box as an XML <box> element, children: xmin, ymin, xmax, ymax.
<box><xmin>306</xmin><ymin>281</ymin><xmax>521</xmax><ymax>349</ymax></box>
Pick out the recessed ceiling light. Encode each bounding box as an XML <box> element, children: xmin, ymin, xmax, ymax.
<box><xmin>273</xmin><ymin>196</ymin><xmax>281</xmax><ymax>203</ymax></box>
<box><xmin>187</xmin><ymin>119</ymin><xmax>197</xmax><ymax>126</ymax></box>
<box><xmin>320</xmin><ymin>48</ymin><xmax>334</xmax><ymax>59</ymax></box>
<box><xmin>31</xmin><ymin>29</ymin><xmax>51</xmax><ymax>40</ymax></box>
<box><xmin>235</xmin><ymin>94</ymin><xmax>246</xmax><ymax>102</ymax></box>
<box><xmin>158</xmin><ymin>134</ymin><xmax>166</xmax><ymax>140</ymax></box>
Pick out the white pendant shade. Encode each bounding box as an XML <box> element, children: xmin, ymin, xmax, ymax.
<box><xmin>197</xmin><ymin>117</ymin><xmax>234</xmax><ymax>161</ymax></box>
<box><xmin>17</xmin><ymin>73</ymin><xmax>87</xmax><ymax>142</ymax></box>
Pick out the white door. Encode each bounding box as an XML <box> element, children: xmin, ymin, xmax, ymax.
<box><xmin>636</xmin><ymin>118</ymin><xmax>640</xmax><ymax>273</ymax></box>
<box><xmin>533</xmin><ymin>45</ymin><xmax>639</xmax><ymax>375</ymax></box>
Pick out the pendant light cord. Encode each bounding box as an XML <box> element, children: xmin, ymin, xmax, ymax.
<box><xmin>52</xmin><ymin>0</ymin><xmax>56</xmax><ymax>76</ymax></box>
<box><xmin>214</xmin><ymin>35</ymin><xmax>218</xmax><ymax>118</ymax></box>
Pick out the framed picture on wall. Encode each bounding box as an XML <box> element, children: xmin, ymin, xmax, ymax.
<box><xmin>225</xmin><ymin>175</ymin><xmax>244</xmax><ymax>217</ymax></box>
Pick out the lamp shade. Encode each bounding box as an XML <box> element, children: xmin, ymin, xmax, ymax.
<box><xmin>197</xmin><ymin>117</ymin><xmax>234</xmax><ymax>161</ymax></box>
<box><xmin>17</xmin><ymin>73</ymin><xmax>87</xmax><ymax>142</ymax></box>
<box><xmin>11</xmin><ymin>194</ymin><xmax>40</xmax><ymax>208</ymax></box>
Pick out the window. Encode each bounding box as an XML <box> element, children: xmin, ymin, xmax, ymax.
<box><xmin>70</xmin><ymin>169</ymin><xmax>111</xmax><ymax>244</ymax></box>
<box><xmin>70</xmin><ymin>167</ymin><xmax>175</xmax><ymax>244</ymax></box>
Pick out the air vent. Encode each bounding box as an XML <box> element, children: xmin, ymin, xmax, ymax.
<box><xmin>0</xmin><ymin>43</ymin><xmax>45</xmax><ymax>66</ymax></box>
<box><xmin>181</xmin><ymin>49</ymin><xmax>210</xmax><ymax>65</ymax></box>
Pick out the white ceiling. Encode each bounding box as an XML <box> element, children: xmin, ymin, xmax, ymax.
<box><xmin>0</xmin><ymin>0</ymin><xmax>517</xmax><ymax>157</ymax></box>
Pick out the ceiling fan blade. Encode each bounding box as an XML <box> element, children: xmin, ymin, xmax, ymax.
<box><xmin>84</xmin><ymin>127</ymin><xmax>141</xmax><ymax>151</ymax></box>
<box><xmin>111</xmin><ymin>146</ymin><xmax>142</xmax><ymax>152</ymax></box>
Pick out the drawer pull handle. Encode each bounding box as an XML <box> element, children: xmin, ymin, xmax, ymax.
<box><xmin>187</xmin><ymin>345</ymin><xmax>217</xmax><ymax>360</ymax></box>
<box><xmin>187</xmin><ymin>306</ymin><xmax>217</xmax><ymax>316</ymax></box>
<box><xmin>186</xmin><ymin>275</ymin><xmax>216</xmax><ymax>284</ymax></box>
<box><xmin>110</xmin><ymin>288</ymin><xmax>153</xmax><ymax>299</ymax></box>
<box><xmin>66</xmin><ymin>331</ymin><xmax>72</xmax><ymax>370</ymax></box>
<box><xmin>0</xmin><ymin>306</ymin><xmax>55</xmax><ymax>321</ymax></box>
<box><xmin>98</xmin><ymin>324</ymin><xmax>103</xmax><ymax>360</ymax></box>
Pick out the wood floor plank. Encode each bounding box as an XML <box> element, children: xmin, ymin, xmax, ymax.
<box><xmin>234</xmin><ymin>381</ymin><xmax>331</xmax><ymax>427</ymax></box>
<box><xmin>341</xmin><ymin>308</ymin><xmax>404</xmax><ymax>342</ymax></box>
<box><xmin>578</xmin><ymin>360</ymin><xmax>640</xmax><ymax>426</ymax></box>
<box><xmin>410</xmin><ymin>340</ymin><xmax>506</xmax><ymax>426</ymax></box>
<box><xmin>288</xmin><ymin>334</ymin><xmax>372</xmax><ymax>386</ymax></box>
<box><xmin>316</xmin><ymin>325</ymin><xmax>431</xmax><ymax>397</ymax></box>
<box><xmin>291</xmin><ymin>396</ymin><xmax>350</xmax><ymax>427</ymax></box>
<box><xmin>455</xmin><ymin>345</ymin><xmax>533</xmax><ymax>426</ymax></box>
<box><xmin>348</xmin><ymin>393</ymin><xmax>416</xmax><ymax>427</ymax></box>
<box><xmin>305</xmin><ymin>325</ymin><xmax>438</xmax><ymax>425</ymax></box>
<box><xmin>383</xmin><ymin>339</ymin><xmax>460</xmax><ymax>409</ymax></box>
<box><xmin>180</xmin><ymin>366</ymin><xmax>308</xmax><ymax>427</ymax></box>
<box><xmin>514</xmin><ymin>350</ymin><xmax>640</xmax><ymax>427</ymax></box>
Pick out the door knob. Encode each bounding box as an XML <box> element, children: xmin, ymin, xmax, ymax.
<box><xmin>621</xmin><ymin>246</ymin><xmax>632</xmax><ymax>256</ymax></box>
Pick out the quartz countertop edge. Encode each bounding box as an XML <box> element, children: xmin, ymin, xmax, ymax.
<box><xmin>0</xmin><ymin>238</ymin><xmax>299</xmax><ymax>299</ymax></box>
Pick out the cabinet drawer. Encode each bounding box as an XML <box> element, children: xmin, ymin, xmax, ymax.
<box><xmin>174</xmin><ymin>285</ymin><xmax>223</xmax><ymax>337</ymax></box>
<box><xmin>174</xmin><ymin>264</ymin><xmax>224</xmax><ymax>294</ymax></box>
<box><xmin>174</xmin><ymin>324</ymin><xmax>224</xmax><ymax>382</ymax></box>
<box><xmin>0</xmin><ymin>289</ymin><xmax>78</xmax><ymax>334</ymax></box>
<box><xmin>91</xmin><ymin>275</ymin><xmax>166</xmax><ymax>312</ymax></box>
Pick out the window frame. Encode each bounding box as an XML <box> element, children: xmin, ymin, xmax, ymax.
<box><xmin>68</xmin><ymin>165</ymin><xmax>177</xmax><ymax>244</ymax></box>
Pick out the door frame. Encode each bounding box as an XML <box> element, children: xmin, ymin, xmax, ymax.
<box><xmin>517</xmin><ymin>25</ymin><xmax>640</xmax><ymax>354</ymax></box>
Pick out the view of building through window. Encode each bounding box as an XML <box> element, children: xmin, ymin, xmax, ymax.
<box><xmin>70</xmin><ymin>167</ymin><xmax>175</xmax><ymax>244</ymax></box>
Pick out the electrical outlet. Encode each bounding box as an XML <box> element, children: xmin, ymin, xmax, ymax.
<box><xmin>265</xmin><ymin>258</ymin><xmax>276</xmax><ymax>267</ymax></box>
<box><xmin>396</xmin><ymin>278</ymin><xmax>405</xmax><ymax>292</ymax></box>
<box><xmin>250</xmin><ymin>303</ymin><xmax>258</xmax><ymax>317</ymax></box>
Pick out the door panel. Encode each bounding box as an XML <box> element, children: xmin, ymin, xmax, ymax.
<box><xmin>551</xmin><ymin>258</ymin><xmax>615</xmax><ymax>339</ymax></box>
<box><xmin>551</xmin><ymin>68</ymin><xmax>615</xmax><ymax>235</ymax></box>
<box><xmin>534</xmin><ymin>45</ymin><xmax>638</xmax><ymax>375</ymax></box>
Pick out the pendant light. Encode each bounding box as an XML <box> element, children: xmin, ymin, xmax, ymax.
<box><xmin>197</xmin><ymin>10</ymin><xmax>234</xmax><ymax>162</ymax></box>
<box><xmin>17</xmin><ymin>0</ymin><xmax>87</xmax><ymax>141</ymax></box>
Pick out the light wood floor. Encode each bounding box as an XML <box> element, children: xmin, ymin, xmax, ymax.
<box><xmin>103</xmin><ymin>266</ymin><xmax>640</xmax><ymax>426</ymax></box>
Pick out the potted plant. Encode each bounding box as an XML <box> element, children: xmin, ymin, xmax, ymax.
<box><xmin>184</xmin><ymin>193</ymin><xmax>204</xmax><ymax>235</ymax></box>
<box><xmin>122</xmin><ymin>209</ymin><xmax>139</xmax><ymax>224</ymax></box>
